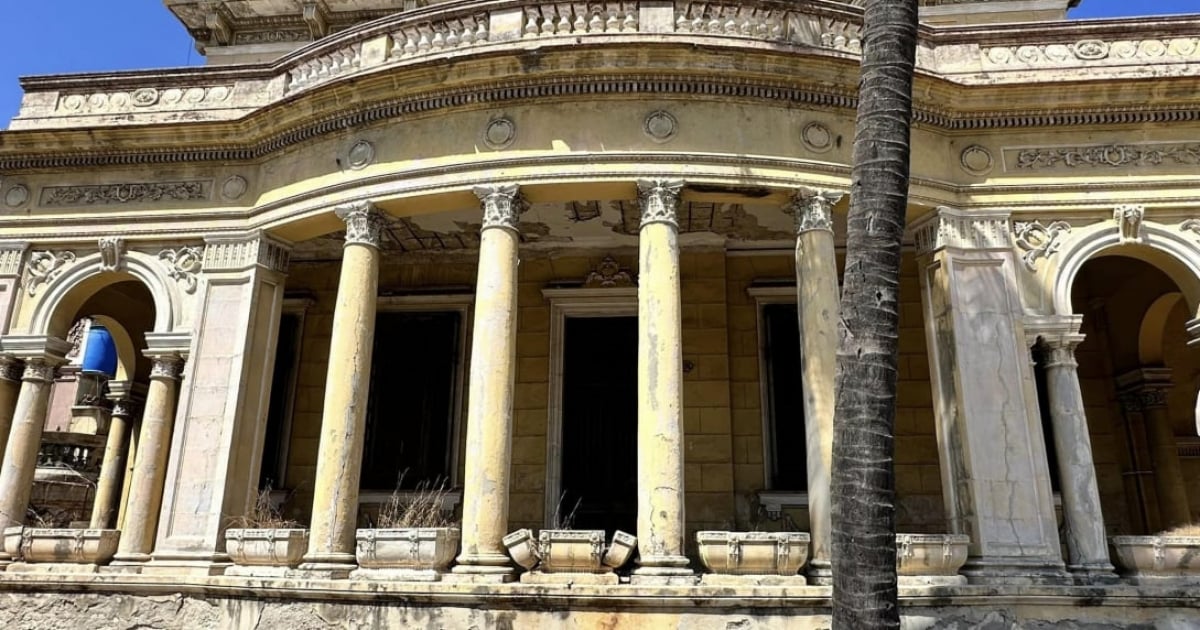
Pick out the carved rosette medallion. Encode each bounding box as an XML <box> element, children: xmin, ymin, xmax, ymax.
<box><xmin>336</xmin><ymin>201</ymin><xmax>386</xmax><ymax>248</ymax></box>
<box><xmin>800</xmin><ymin>122</ymin><xmax>834</xmax><ymax>153</ymax></box>
<box><xmin>960</xmin><ymin>145</ymin><xmax>994</xmax><ymax>176</ymax></box>
<box><xmin>3</xmin><ymin>185</ymin><xmax>29</xmax><ymax>208</ymax></box>
<box><xmin>149</xmin><ymin>356</ymin><xmax>184</xmax><ymax>381</ymax></box>
<box><xmin>158</xmin><ymin>247</ymin><xmax>203</xmax><ymax>294</ymax></box>
<box><xmin>483</xmin><ymin>118</ymin><xmax>516</xmax><ymax>150</ymax></box>
<box><xmin>23</xmin><ymin>251</ymin><xmax>77</xmax><ymax>296</ymax></box>
<box><xmin>22</xmin><ymin>360</ymin><xmax>57</xmax><ymax>384</ymax></box>
<box><xmin>1012</xmin><ymin>221</ymin><xmax>1071</xmax><ymax>271</ymax></box>
<box><xmin>786</xmin><ymin>188</ymin><xmax>838</xmax><ymax>235</ymax></box>
<box><xmin>636</xmin><ymin>179</ymin><xmax>684</xmax><ymax>229</ymax></box>
<box><xmin>474</xmin><ymin>184</ymin><xmax>523</xmax><ymax>232</ymax></box>
<box><xmin>0</xmin><ymin>356</ymin><xmax>23</xmax><ymax>382</ymax></box>
<box><xmin>99</xmin><ymin>237</ymin><xmax>124</xmax><ymax>272</ymax></box>
<box><xmin>643</xmin><ymin>110</ymin><xmax>677</xmax><ymax>142</ymax></box>
<box><xmin>347</xmin><ymin>140</ymin><xmax>376</xmax><ymax>170</ymax></box>
<box><xmin>221</xmin><ymin>176</ymin><xmax>248</xmax><ymax>201</ymax></box>
<box><xmin>1114</xmin><ymin>204</ymin><xmax>1145</xmax><ymax>244</ymax></box>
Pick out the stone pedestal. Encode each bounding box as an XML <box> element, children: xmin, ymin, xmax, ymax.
<box><xmin>1027</xmin><ymin>318</ymin><xmax>1115</xmax><ymax>582</ymax></box>
<box><xmin>112</xmin><ymin>356</ymin><xmax>183</xmax><ymax>568</ymax></box>
<box><xmin>145</xmin><ymin>234</ymin><xmax>289</xmax><ymax>576</ymax></box>
<box><xmin>0</xmin><ymin>337</ymin><xmax>70</xmax><ymax>564</ymax></box>
<box><xmin>451</xmin><ymin>185</ymin><xmax>522</xmax><ymax>583</ymax></box>
<box><xmin>788</xmin><ymin>188</ymin><xmax>841</xmax><ymax>584</ymax></box>
<box><xmin>630</xmin><ymin>179</ymin><xmax>692</xmax><ymax>584</ymax></box>
<box><xmin>300</xmin><ymin>202</ymin><xmax>384</xmax><ymax>577</ymax></box>
<box><xmin>913</xmin><ymin>207</ymin><xmax>1067</xmax><ymax>584</ymax></box>
<box><xmin>1118</xmin><ymin>368</ymin><xmax>1191</xmax><ymax>531</ymax></box>
<box><xmin>90</xmin><ymin>390</ymin><xmax>140</xmax><ymax>529</ymax></box>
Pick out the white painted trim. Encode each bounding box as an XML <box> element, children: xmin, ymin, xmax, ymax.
<box><xmin>541</xmin><ymin>286</ymin><xmax>637</xmax><ymax>527</ymax></box>
<box><xmin>373</xmin><ymin>293</ymin><xmax>473</xmax><ymax>487</ymax></box>
<box><xmin>749</xmin><ymin>285</ymin><xmax>800</xmax><ymax>491</ymax></box>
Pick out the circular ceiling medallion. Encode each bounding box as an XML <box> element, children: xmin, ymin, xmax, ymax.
<box><xmin>484</xmin><ymin>117</ymin><xmax>516</xmax><ymax>149</ymax></box>
<box><xmin>801</xmin><ymin>122</ymin><xmax>834</xmax><ymax>153</ymax></box>
<box><xmin>347</xmin><ymin>140</ymin><xmax>376</xmax><ymax>170</ymax></box>
<box><xmin>3</xmin><ymin>185</ymin><xmax>29</xmax><ymax>208</ymax></box>
<box><xmin>221</xmin><ymin>175</ymin><xmax>248</xmax><ymax>201</ymax></box>
<box><xmin>960</xmin><ymin>145</ymin><xmax>994</xmax><ymax>176</ymax></box>
<box><xmin>644</xmin><ymin>110</ymin><xmax>678</xmax><ymax>142</ymax></box>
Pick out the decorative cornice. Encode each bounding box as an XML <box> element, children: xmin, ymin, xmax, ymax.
<box><xmin>785</xmin><ymin>187</ymin><xmax>843</xmax><ymax>235</ymax></box>
<box><xmin>1012</xmin><ymin>220</ymin><xmax>1071</xmax><ymax>271</ymax></box>
<box><xmin>474</xmin><ymin>184</ymin><xmax>523</xmax><ymax>233</ymax></box>
<box><xmin>335</xmin><ymin>201</ymin><xmax>386</xmax><ymax>247</ymax></box>
<box><xmin>23</xmin><ymin>251</ymin><xmax>76</xmax><ymax>296</ymax></box>
<box><xmin>911</xmin><ymin>206</ymin><xmax>1010</xmax><ymax>256</ymax></box>
<box><xmin>202</xmin><ymin>234</ymin><xmax>291</xmax><ymax>273</ymax></box>
<box><xmin>636</xmin><ymin>179</ymin><xmax>684</xmax><ymax>229</ymax></box>
<box><xmin>1012</xmin><ymin>143</ymin><xmax>1200</xmax><ymax>171</ymax></box>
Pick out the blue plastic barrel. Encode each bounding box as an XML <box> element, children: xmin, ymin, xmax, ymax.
<box><xmin>81</xmin><ymin>324</ymin><xmax>118</xmax><ymax>378</ymax></box>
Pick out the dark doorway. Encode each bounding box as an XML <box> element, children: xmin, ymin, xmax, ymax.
<box><xmin>559</xmin><ymin>316</ymin><xmax>638</xmax><ymax>534</ymax></box>
<box><xmin>361</xmin><ymin>310</ymin><xmax>461</xmax><ymax>491</ymax></box>
<box><xmin>763</xmin><ymin>303</ymin><xmax>807</xmax><ymax>490</ymax></box>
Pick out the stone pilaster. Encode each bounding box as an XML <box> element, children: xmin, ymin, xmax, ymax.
<box><xmin>1118</xmin><ymin>368</ymin><xmax>1191</xmax><ymax>530</ymax></box>
<box><xmin>90</xmin><ymin>383</ymin><xmax>143</xmax><ymax>529</ymax></box>
<box><xmin>913</xmin><ymin>207</ymin><xmax>1067</xmax><ymax>584</ymax></box>
<box><xmin>1026</xmin><ymin>317</ymin><xmax>1115</xmax><ymax>583</ymax></box>
<box><xmin>451</xmin><ymin>184</ymin><xmax>522</xmax><ymax>582</ymax></box>
<box><xmin>631</xmin><ymin>178</ymin><xmax>692</xmax><ymax>584</ymax></box>
<box><xmin>0</xmin><ymin>243</ymin><xmax>28</xmax><ymax>337</ymax></box>
<box><xmin>786</xmin><ymin>187</ymin><xmax>842</xmax><ymax>584</ymax></box>
<box><xmin>112</xmin><ymin>356</ymin><xmax>184</xmax><ymax>567</ymax></box>
<box><xmin>144</xmin><ymin>233</ymin><xmax>289</xmax><ymax>576</ymax></box>
<box><xmin>0</xmin><ymin>335</ymin><xmax>70</xmax><ymax>563</ymax></box>
<box><xmin>300</xmin><ymin>201</ymin><xmax>385</xmax><ymax>577</ymax></box>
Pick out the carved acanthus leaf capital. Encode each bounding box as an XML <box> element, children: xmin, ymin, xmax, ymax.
<box><xmin>636</xmin><ymin>179</ymin><xmax>684</xmax><ymax>229</ymax></box>
<box><xmin>1039</xmin><ymin>334</ymin><xmax>1084</xmax><ymax>369</ymax></box>
<box><xmin>474</xmin><ymin>184</ymin><xmax>523</xmax><ymax>232</ymax></box>
<box><xmin>786</xmin><ymin>187</ymin><xmax>843</xmax><ymax>235</ymax></box>
<box><xmin>0</xmin><ymin>356</ymin><xmax>23</xmax><ymax>382</ymax></box>
<box><xmin>22</xmin><ymin>359</ymin><xmax>58</xmax><ymax>384</ymax></box>
<box><xmin>149</xmin><ymin>356</ymin><xmax>185</xmax><ymax>381</ymax></box>
<box><xmin>110</xmin><ymin>398</ymin><xmax>142</xmax><ymax>419</ymax></box>
<box><xmin>336</xmin><ymin>201</ymin><xmax>386</xmax><ymax>248</ymax></box>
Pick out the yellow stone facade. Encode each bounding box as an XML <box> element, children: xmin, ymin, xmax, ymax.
<box><xmin>0</xmin><ymin>0</ymin><xmax>1199</xmax><ymax>626</ymax></box>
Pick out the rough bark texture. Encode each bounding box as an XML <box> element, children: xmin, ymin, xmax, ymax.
<box><xmin>830</xmin><ymin>0</ymin><xmax>919</xmax><ymax>628</ymax></box>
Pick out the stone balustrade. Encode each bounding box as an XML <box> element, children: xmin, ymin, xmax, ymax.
<box><xmin>36</xmin><ymin>432</ymin><xmax>105</xmax><ymax>475</ymax></box>
<box><xmin>11</xmin><ymin>0</ymin><xmax>1200</xmax><ymax>130</ymax></box>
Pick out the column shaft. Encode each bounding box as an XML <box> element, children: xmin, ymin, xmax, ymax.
<box><xmin>1040</xmin><ymin>337</ymin><xmax>1114</xmax><ymax>579</ymax></box>
<box><xmin>0</xmin><ymin>360</ymin><xmax>59</xmax><ymax>544</ymax></box>
<box><xmin>301</xmin><ymin>202</ymin><xmax>383</xmax><ymax>574</ymax></box>
<box><xmin>632</xmin><ymin>179</ymin><xmax>691</xmax><ymax>581</ymax></box>
<box><xmin>90</xmin><ymin>403</ymin><xmax>135</xmax><ymax>529</ymax></box>
<box><xmin>116</xmin><ymin>417</ymin><xmax>140</xmax><ymax>532</ymax></box>
<box><xmin>113</xmin><ymin>358</ymin><xmax>182</xmax><ymax>565</ymax></box>
<box><xmin>0</xmin><ymin>359</ymin><xmax>24</xmax><ymax>462</ymax></box>
<box><xmin>790</xmin><ymin>189</ymin><xmax>839</xmax><ymax>583</ymax></box>
<box><xmin>1143</xmin><ymin>402</ymin><xmax>1191</xmax><ymax>529</ymax></box>
<box><xmin>452</xmin><ymin>185</ymin><xmax>521</xmax><ymax>580</ymax></box>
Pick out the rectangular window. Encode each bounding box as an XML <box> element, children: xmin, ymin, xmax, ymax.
<box><xmin>361</xmin><ymin>310</ymin><xmax>463</xmax><ymax>491</ymax></box>
<box><xmin>762</xmin><ymin>302</ymin><xmax>808</xmax><ymax>491</ymax></box>
<box><xmin>259</xmin><ymin>309</ymin><xmax>305</xmax><ymax>490</ymax></box>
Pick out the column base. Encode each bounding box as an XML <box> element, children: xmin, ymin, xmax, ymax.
<box><xmin>961</xmin><ymin>556</ymin><xmax>1071</xmax><ymax>585</ymax></box>
<box><xmin>296</xmin><ymin>550</ymin><xmax>357</xmax><ymax>579</ymax></box>
<box><xmin>447</xmin><ymin>556</ymin><xmax>515</xmax><ymax>583</ymax></box>
<box><xmin>631</xmin><ymin>556</ymin><xmax>695</xmax><ymax>586</ymax></box>
<box><xmin>143</xmin><ymin>551</ymin><xmax>232</xmax><ymax>576</ymax></box>
<box><xmin>109</xmin><ymin>552</ymin><xmax>152</xmax><ymax>567</ymax></box>
<box><xmin>1069</xmin><ymin>563</ymin><xmax>1120</xmax><ymax>585</ymax></box>
<box><xmin>805</xmin><ymin>559</ymin><xmax>832</xmax><ymax>585</ymax></box>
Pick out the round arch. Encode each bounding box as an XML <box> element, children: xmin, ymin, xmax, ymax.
<box><xmin>1051</xmin><ymin>222</ymin><xmax>1200</xmax><ymax>320</ymax></box>
<box><xmin>28</xmin><ymin>251</ymin><xmax>182</xmax><ymax>339</ymax></box>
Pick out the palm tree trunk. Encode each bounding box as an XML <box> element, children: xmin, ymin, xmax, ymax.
<box><xmin>830</xmin><ymin>1</ymin><xmax>919</xmax><ymax>628</ymax></box>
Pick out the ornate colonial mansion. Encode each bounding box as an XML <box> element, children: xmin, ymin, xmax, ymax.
<box><xmin>0</xmin><ymin>0</ymin><xmax>1198</xmax><ymax>626</ymax></box>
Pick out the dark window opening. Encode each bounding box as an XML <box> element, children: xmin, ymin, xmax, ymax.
<box><xmin>560</xmin><ymin>316</ymin><xmax>638</xmax><ymax>535</ymax></box>
<box><xmin>1032</xmin><ymin>342</ymin><xmax>1062</xmax><ymax>493</ymax></box>
<box><xmin>260</xmin><ymin>312</ymin><xmax>302</xmax><ymax>490</ymax></box>
<box><xmin>361</xmin><ymin>310</ymin><xmax>461</xmax><ymax>491</ymax></box>
<box><xmin>763</xmin><ymin>303</ymin><xmax>807</xmax><ymax>491</ymax></box>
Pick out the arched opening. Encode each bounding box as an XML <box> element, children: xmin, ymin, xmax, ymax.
<box><xmin>31</xmin><ymin>280</ymin><xmax>156</xmax><ymax>529</ymax></box>
<box><xmin>1063</xmin><ymin>254</ymin><xmax>1200</xmax><ymax>536</ymax></box>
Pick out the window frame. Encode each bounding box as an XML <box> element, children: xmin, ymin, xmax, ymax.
<box><xmin>261</xmin><ymin>296</ymin><xmax>313</xmax><ymax>491</ymax></box>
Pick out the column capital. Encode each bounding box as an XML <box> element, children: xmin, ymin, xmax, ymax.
<box><xmin>1026</xmin><ymin>315</ymin><xmax>1085</xmax><ymax>368</ymax></box>
<box><xmin>911</xmin><ymin>206</ymin><xmax>1011</xmax><ymax>257</ymax></box>
<box><xmin>109</xmin><ymin>397</ymin><xmax>142</xmax><ymax>420</ymax></box>
<box><xmin>1116</xmin><ymin>367</ymin><xmax>1172</xmax><ymax>410</ymax></box>
<box><xmin>335</xmin><ymin>201</ymin><xmax>387</xmax><ymax>248</ymax></box>
<box><xmin>21</xmin><ymin>358</ymin><xmax>61</xmax><ymax>384</ymax></box>
<box><xmin>786</xmin><ymin>187</ymin><xmax>844</xmax><ymax>235</ymax></box>
<box><xmin>0</xmin><ymin>242</ymin><xmax>29</xmax><ymax>278</ymax></box>
<box><xmin>0</xmin><ymin>356</ymin><xmax>22</xmax><ymax>383</ymax></box>
<box><xmin>147</xmin><ymin>355</ymin><xmax>185</xmax><ymax>382</ymax></box>
<box><xmin>1040</xmin><ymin>334</ymin><xmax>1085</xmax><ymax>369</ymax></box>
<box><xmin>473</xmin><ymin>184</ymin><xmax>523</xmax><ymax>233</ymax></box>
<box><xmin>203</xmin><ymin>231</ymin><xmax>291</xmax><ymax>273</ymax></box>
<box><xmin>636</xmin><ymin>178</ymin><xmax>684</xmax><ymax>229</ymax></box>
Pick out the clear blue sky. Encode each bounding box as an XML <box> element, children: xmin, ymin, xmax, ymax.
<box><xmin>0</xmin><ymin>0</ymin><xmax>1197</xmax><ymax>129</ymax></box>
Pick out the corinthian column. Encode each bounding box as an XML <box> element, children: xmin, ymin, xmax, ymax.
<box><xmin>300</xmin><ymin>201</ymin><xmax>385</xmax><ymax>577</ymax></box>
<box><xmin>789</xmin><ymin>187</ymin><xmax>841</xmax><ymax>584</ymax></box>
<box><xmin>631</xmin><ymin>178</ymin><xmax>692</xmax><ymax>583</ymax></box>
<box><xmin>1033</xmin><ymin>325</ymin><xmax>1115</xmax><ymax>582</ymax></box>
<box><xmin>90</xmin><ymin>392</ymin><xmax>139</xmax><ymax>529</ymax></box>
<box><xmin>451</xmin><ymin>184</ymin><xmax>522</xmax><ymax>582</ymax></box>
<box><xmin>112</xmin><ymin>355</ymin><xmax>184</xmax><ymax>567</ymax></box>
<box><xmin>1118</xmin><ymin>368</ymin><xmax>1191</xmax><ymax>530</ymax></box>
<box><xmin>0</xmin><ymin>357</ymin><xmax>25</xmax><ymax>463</ymax></box>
